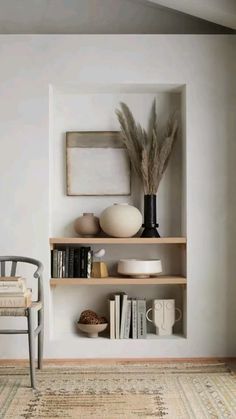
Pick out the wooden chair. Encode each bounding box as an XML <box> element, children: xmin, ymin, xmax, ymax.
<box><xmin>0</xmin><ymin>256</ymin><xmax>44</xmax><ymax>388</ymax></box>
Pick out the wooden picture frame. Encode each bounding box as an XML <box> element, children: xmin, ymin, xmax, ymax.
<box><xmin>66</xmin><ymin>131</ymin><xmax>131</xmax><ymax>196</ymax></box>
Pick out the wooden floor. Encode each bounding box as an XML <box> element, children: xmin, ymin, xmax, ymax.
<box><xmin>0</xmin><ymin>358</ymin><xmax>235</xmax><ymax>366</ymax></box>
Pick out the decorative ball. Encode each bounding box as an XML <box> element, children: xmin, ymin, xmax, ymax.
<box><xmin>99</xmin><ymin>203</ymin><xmax>142</xmax><ymax>238</ymax></box>
<box><xmin>78</xmin><ymin>310</ymin><xmax>107</xmax><ymax>325</ymax></box>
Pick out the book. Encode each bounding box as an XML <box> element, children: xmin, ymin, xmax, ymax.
<box><xmin>131</xmin><ymin>298</ymin><xmax>138</xmax><ymax>339</ymax></box>
<box><xmin>52</xmin><ymin>249</ymin><xmax>58</xmax><ymax>278</ymax></box>
<box><xmin>0</xmin><ymin>278</ymin><xmax>26</xmax><ymax>294</ymax></box>
<box><xmin>0</xmin><ymin>289</ymin><xmax>32</xmax><ymax>308</ymax></box>
<box><xmin>0</xmin><ymin>276</ymin><xmax>23</xmax><ymax>281</ymax></box>
<box><xmin>80</xmin><ymin>247</ymin><xmax>86</xmax><ymax>278</ymax></box>
<box><xmin>120</xmin><ymin>293</ymin><xmax>128</xmax><ymax>339</ymax></box>
<box><xmin>114</xmin><ymin>294</ymin><xmax>120</xmax><ymax>339</ymax></box>
<box><xmin>84</xmin><ymin>247</ymin><xmax>91</xmax><ymax>278</ymax></box>
<box><xmin>124</xmin><ymin>300</ymin><xmax>132</xmax><ymax>339</ymax></box>
<box><xmin>109</xmin><ymin>297</ymin><xmax>115</xmax><ymax>339</ymax></box>
<box><xmin>65</xmin><ymin>247</ymin><xmax>70</xmax><ymax>278</ymax></box>
<box><xmin>51</xmin><ymin>250</ymin><xmax>53</xmax><ymax>277</ymax></box>
<box><xmin>58</xmin><ymin>251</ymin><xmax>63</xmax><ymax>278</ymax></box>
<box><xmin>68</xmin><ymin>248</ymin><xmax>75</xmax><ymax>278</ymax></box>
<box><xmin>137</xmin><ymin>299</ymin><xmax>147</xmax><ymax>339</ymax></box>
<box><xmin>74</xmin><ymin>248</ymin><xmax>81</xmax><ymax>278</ymax></box>
<box><xmin>62</xmin><ymin>250</ymin><xmax>66</xmax><ymax>278</ymax></box>
<box><xmin>87</xmin><ymin>249</ymin><xmax>92</xmax><ymax>278</ymax></box>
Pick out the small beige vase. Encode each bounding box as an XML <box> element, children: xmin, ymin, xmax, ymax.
<box><xmin>74</xmin><ymin>213</ymin><xmax>100</xmax><ymax>237</ymax></box>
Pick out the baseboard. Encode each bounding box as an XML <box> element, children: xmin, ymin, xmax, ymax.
<box><xmin>0</xmin><ymin>357</ymin><xmax>235</xmax><ymax>366</ymax></box>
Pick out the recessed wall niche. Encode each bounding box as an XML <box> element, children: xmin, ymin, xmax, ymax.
<box><xmin>49</xmin><ymin>83</ymin><xmax>186</xmax><ymax>342</ymax></box>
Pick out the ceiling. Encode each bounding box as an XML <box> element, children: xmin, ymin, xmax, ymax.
<box><xmin>149</xmin><ymin>0</ymin><xmax>236</xmax><ymax>30</ymax></box>
<box><xmin>0</xmin><ymin>0</ymin><xmax>234</xmax><ymax>34</ymax></box>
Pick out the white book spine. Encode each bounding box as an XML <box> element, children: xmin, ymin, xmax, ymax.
<box><xmin>132</xmin><ymin>299</ymin><xmax>137</xmax><ymax>339</ymax></box>
<box><xmin>109</xmin><ymin>300</ymin><xmax>115</xmax><ymax>339</ymax></box>
<box><xmin>115</xmin><ymin>294</ymin><xmax>120</xmax><ymax>339</ymax></box>
<box><xmin>124</xmin><ymin>300</ymin><xmax>131</xmax><ymax>339</ymax></box>
<box><xmin>0</xmin><ymin>279</ymin><xmax>26</xmax><ymax>293</ymax></box>
<box><xmin>0</xmin><ymin>289</ymin><xmax>32</xmax><ymax>308</ymax></box>
<box><xmin>137</xmin><ymin>299</ymin><xmax>147</xmax><ymax>339</ymax></box>
<box><xmin>87</xmin><ymin>250</ymin><xmax>92</xmax><ymax>279</ymax></box>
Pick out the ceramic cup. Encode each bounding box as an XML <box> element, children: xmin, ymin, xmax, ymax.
<box><xmin>146</xmin><ymin>299</ymin><xmax>182</xmax><ymax>336</ymax></box>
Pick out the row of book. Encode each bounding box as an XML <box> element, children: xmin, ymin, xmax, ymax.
<box><xmin>0</xmin><ymin>276</ymin><xmax>32</xmax><ymax>307</ymax></box>
<box><xmin>51</xmin><ymin>247</ymin><xmax>92</xmax><ymax>278</ymax></box>
<box><xmin>109</xmin><ymin>293</ymin><xmax>146</xmax><ymax>339</ymax></box>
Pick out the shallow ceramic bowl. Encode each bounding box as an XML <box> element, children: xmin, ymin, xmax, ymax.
<box><xmin>76</xmin><ymin>323</ymin><xmax>108</xmax><ymax>338</ymax></box>
<box><xmin>118</xmin><ymin>259</ymin><xmax>162</xmax><ymax>278</ymax></box>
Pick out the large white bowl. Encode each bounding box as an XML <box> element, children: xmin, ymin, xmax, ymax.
<box><xmin>118</xmin><ymin>259</ymin><xmax>162</xmax><ymax>278</ymax></box>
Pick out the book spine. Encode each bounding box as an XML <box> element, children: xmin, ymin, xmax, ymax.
<box><xmin>115</xmin><ymin>294</ymin><xmax>120</xmax><ymax>339</ymax></box>
<box><xmin>58</xmin><ymin>251</ymin><xmax>63</xmax><ymax>278</ymax></box>
<box><xmin>62</xmin><ymin>250</ymin><xmax>66</xmax><ymax>278</ymax></box>
<box><xmin>53</xmin><ymin>249</ymin><xmax>58</xmax><ymax>278</ymax></box>
<box><xmin>120</xmin><ymin>294</ymin><xmax>128</xmax><ymax>339</ymax></box>
<box><xmin>87</xmin><ymin>250</ymin><xmax>92</xmax><ymax>278</ymax></box>
<box><xmin>109</xmin><ymin>299</ymin><xmax>115</xmax><ymax>339</ymax></box>
<box><xmin>74</xmin><ymin>248</ymin><xmax>81</xmax><ymax>278</ymax></box>
<box><xmin>65</xmin><ymin>247</ymin><xmax>69</xmax><ymax>278</ymax></box>
<box><xmin>124</xmin><ymin>300</ymin><xmax>131</xmax><ymax>339</ymax></box>
<box><xmin>132</xmin><ymin>299</ymin><xmax>137</xmax><ymax>339</ymax></box>
<box><xmin>0</xmin><ymin>290</ymin><xmax>32</xmax><ymax>307</ymax></box>
<box><xmin>137</xmin><ymin>299</ymin><xmax>147</xmax><ymax>339</ymax></box>
<box><xmin>68</xmin><ymin>248</ymin><xmax>74</xmax><ymax>278</ymax></box>
<box><xmin>80</xmin><ymin>247</ymin><xmax>86</xmax><ymax>278</ymax></box>
<box><xmin>51</xmin><ymin>249</ymin><xmax>53</xmax><ymax>277</ymax></box>
<box><xmin>0</xmin><ymin>281</ymin><xmax>26</xmax><ymax>292</ymax></box>
<box><xmin>0</xmin><ymin>276</ymin><xmax>22</xmax><ymax>281</ymax></box>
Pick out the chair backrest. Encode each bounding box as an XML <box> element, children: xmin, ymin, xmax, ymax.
<box><xmin>0</xmin><ymin>256</ymin><xmax>43</xmax><ymax>302</ymax></box>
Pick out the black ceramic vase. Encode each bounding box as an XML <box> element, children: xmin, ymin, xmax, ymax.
<box><xmin>141</xmin><ymin>194</ymin><xmax>160</xmax><ymax>238</ymax></box>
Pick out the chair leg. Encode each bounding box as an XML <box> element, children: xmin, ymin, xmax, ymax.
<box><xmin>27</xmin><ymin>308</ymin><xmax>36</xmax><ymax>389</ymax></box>
<box><xmin>38</xmin><ymin>308</ymin><xmax>44</xmax><ymax>369</ymax></box>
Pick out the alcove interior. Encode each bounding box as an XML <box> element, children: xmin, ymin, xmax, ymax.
<box><xmin>49</xmin><ymin>83</ymin><xmax>186</xmax><ymax>342</ymax></box>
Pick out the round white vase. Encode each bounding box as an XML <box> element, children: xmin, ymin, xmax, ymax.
<box><xmin>99</xmin><ymin>203</ymin><xmax>142</xmax><ymax>238</ymax></box>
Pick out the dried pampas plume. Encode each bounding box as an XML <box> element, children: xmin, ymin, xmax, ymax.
<box><xmin>116</xmin><ymin>101</ymin><xmax>178</xmax><ymax>194</ymax></box>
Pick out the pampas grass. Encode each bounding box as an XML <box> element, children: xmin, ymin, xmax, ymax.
<box><xmin>116</xmin><ymin>101</ymin><xmax>178</xmax><ymax>194</ymax></box>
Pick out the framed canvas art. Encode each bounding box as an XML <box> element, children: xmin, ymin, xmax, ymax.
<box><xmin>66</xmin><ymin>131</ymin><xmax>131</xmax><ymax>196</ymax></box>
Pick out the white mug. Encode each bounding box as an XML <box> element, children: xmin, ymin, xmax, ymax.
<box><xmin>146</xmin><ymin>299</ymin><xmax>182</xmax><ymax>336</ymax></box>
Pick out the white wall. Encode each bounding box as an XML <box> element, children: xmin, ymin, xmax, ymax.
<box><xmin>0</xmin><ymin>35</ymin><xmax>235</xmax><ymax>358</ymax></box>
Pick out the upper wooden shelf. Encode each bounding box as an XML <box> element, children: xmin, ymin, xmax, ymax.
<box><xmin>50</xmin><ymin>276</ymin><xmax>186</xmax><ymax>286</ymax></box>
<box><xmin>50</xmin><ymin>237</ymin><xmax>186</xmax><ymax>245</ymax></box>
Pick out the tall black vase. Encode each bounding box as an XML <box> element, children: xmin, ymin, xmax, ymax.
<box><xmin>141</xmin><ymin>194</ymin><xmax>160</xmax><ymax>238</ymax></box>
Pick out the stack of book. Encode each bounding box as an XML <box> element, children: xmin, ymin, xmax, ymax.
<box><xmin>109</xmin><ymin>293</ymin><xmax>147</xmax><ymax>339</ymax></box>
<box><xmin>0</xmin><ymin>277</ymin><xmax>32</xmax><ymax>307</ymax></box>
<box><xmin>51</xmin><ymin>247</ymin><xmax>92</xmax><ymax>278</ymax></box>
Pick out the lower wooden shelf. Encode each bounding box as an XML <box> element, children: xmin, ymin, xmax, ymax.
<box><xmin>50</xmin><ymin>276</ymin><xmax>186</xmax><ymax>286</ymax></box>
<box><xmin>64</xmin><ymin>332</ymin><xmax>186</xmax><ymax>340</ymax></box>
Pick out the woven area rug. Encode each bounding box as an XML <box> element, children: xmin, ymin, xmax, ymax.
<box><xmin>0</xmin><ymin>362</ymin><xmax>236</xmax><ymax>418</ymax></box>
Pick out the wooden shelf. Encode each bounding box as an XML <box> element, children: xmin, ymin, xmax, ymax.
<box><xmin>59</xmin><ymin>333</ymin><xmax>186</xmax><ymax>341</ymax></box>
<box><xmin>50</xmin><ymin>276</ymin><xmax>186</xmax><ymax>286</ymax></box>
<box><xmin>50</xmin><ymin>237</ymin><xmax>186</xmax><ymax>245</ymax></box>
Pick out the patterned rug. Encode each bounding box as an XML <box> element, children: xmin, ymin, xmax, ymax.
<box><xmin>0</xmin><ymin>362</ymin><xmax>236</xmax><ymax>418</ymax></box>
